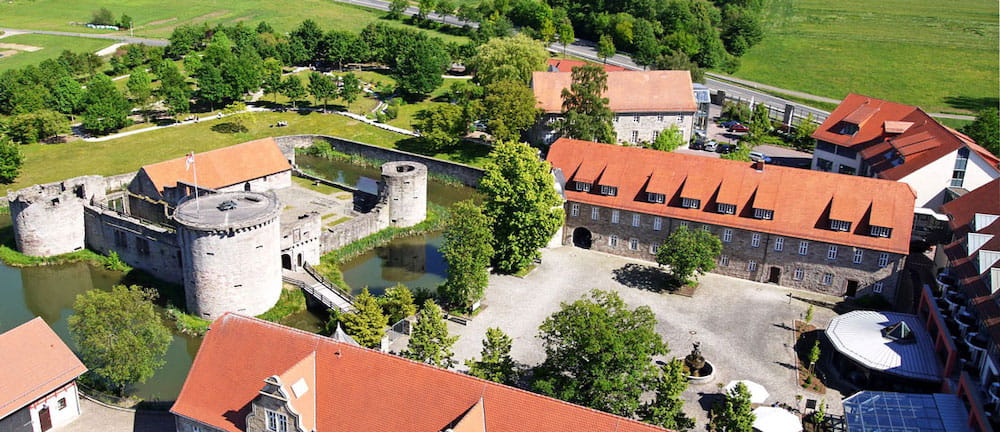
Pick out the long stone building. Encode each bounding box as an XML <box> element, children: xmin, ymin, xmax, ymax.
<box><xmin>547</xmin><ymin>138</ymin><xmax>916</xmax><ymax>299</ymax></box>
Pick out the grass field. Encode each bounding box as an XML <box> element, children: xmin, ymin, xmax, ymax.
<box><xmin>0</xmin><ymin>0</ymin><xmax>468</xmax><ymax>43</ymax></box>
<box><xmin>733</xmin><ymin>0</ymin><xmax>998</xmax><ymax>113</ymax></box>
<box><xmin>0</xmin><ymin>33</ymin><xmax>113</xmax><ymax>71</ymax></box>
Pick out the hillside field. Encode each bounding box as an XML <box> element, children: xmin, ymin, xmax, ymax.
<box><xmin>0</xmin><ymin>34</ymin><xmax>112</xmax><ymax>71</ymax></box>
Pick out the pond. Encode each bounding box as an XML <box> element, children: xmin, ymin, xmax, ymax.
<box><xmin>340</xmin><ymin>232</ymin><xmax>447</xmax><ymax>297</ymax></box>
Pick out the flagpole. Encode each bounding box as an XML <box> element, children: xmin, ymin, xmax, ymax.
<box><xmin>188</xmin><ymin>151</ymin><xmax>200</xmax><ymax>211</ymax></box>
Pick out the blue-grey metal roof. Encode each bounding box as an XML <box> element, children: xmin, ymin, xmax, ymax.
<box><xmin>843</xmin><ymin>391</ymin><xmax>972</xmax><ymax>432</ymax></box>
<box><xmin>693</xmin><ymin>84</ymin><xmax>711</xmax><ymax>103</ymax></box>
<box><xmin>825</xmin><ymin>311</ymin><xmax>942</xmax><ymax>381</ymax></box>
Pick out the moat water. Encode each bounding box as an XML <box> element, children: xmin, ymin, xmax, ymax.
<box><xmin>0</xmin><ymin>156</ymin><xmax>474</xmax><ymax>400</ymax></box>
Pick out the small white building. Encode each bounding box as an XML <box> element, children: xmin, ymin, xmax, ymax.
<box><xmin>0</xmin><ymin>317</ymin><xmax>88</xmax><ymax>432</ymax></box>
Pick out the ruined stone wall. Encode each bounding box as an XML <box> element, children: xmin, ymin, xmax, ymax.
<box><xmin>216</xmin><ymin>171</ymin><xmax>293</xmax><ymax>194</ymax></box>
<box><xmin>281</xmin><ymin>212</ymin><xmax>322</xmax><ymax>270</ymax></box>
<box><xmin>7</xmin><ymin>175</ymin><xmax>106</xmax><ymax>256</ymax></box>
<box><xmin>320</xmin><ymin>204</ymin><xmax>390</xmax><ymax>254</ymax></box>
<box><xmin>564</xmin><ymin>201</ymin><xmax>906</xmax><ymax>299</ymax></box>
<box><xmin>83</xmin><ymin>205</ymin><xmax>182</xmax><ymax>284</ymax></box>
<box><xmin>381</xmin><ymin>162</ymin><xmax>427</xmax><ymax>228</ymax></box>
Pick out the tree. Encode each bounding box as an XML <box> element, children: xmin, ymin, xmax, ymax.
<box><xmin>749</xmin><ymin>102</ymin><xmax>771</xmax><ymax>137</ymax></box>
<box><xmin>403</xmin><ymin>300</ymin><xmax>458</xmax><ymax>368</ymax></box>
<box><xmin>50</xmin><ymin>75</ymin><xmax>84</xmax><ymax>115</ymax></box>
<box><xmin>794</xmin><ymin>113</ymin><xmax>818</xmax><ymax>150</ymax></box>
<box><xmin>440</xmin><ymin>200</ymin><xmax>494</xmax><ymax>311</ymax></box>
<box><xmin>482</xmin><ymin>80</ymin><xmax>540</xmax><ymax>142</ymax></box>
<box><xmin>480</xmin><ymin>141</ymin><xmax>564</xmax><ymax>274</ymax></box>
<box><xmin>466</xmin><ymin>327</ymin><xmax>518</xmax><ymax>384</ymax></box>
<box><xmin>324</xmin><ymin>31</ymin><xmax>363</xmax><ymax>71</ymax></box>
<box><xmin>414</xmin><ymin>104</ymin><xmax>467</xmax><ymax>152</ymax></box>
<box><xmin>656</xmin><ymin>225</ymin><xmax>723</xmax><ymax>285</ymax></box>
<box><xmin>557</xmin><ymin>64</ymin><xmax>615</xmax><ymax>143</ymax></box>
<box><xmin>804</xmin><ymin>304</ymin><xmax>814</xmax><ymax>326</ymax></box>
<box><xmin>261</xmin><ymin>58</ymin><xmax>284</xmax><ymax>103</ymax></box>
<box><xmin>117</xmin><ymin>13</ymin><xmax>134</xmax><ymax>30</ymax></box>
<box><xmin>196</xmin><ymin>63</ymin><xmax>229</xmax><ymax>110</ymax></box>
<box><xmin>534</xmin><ymin>290</ymin><xmax>667</xmax><ymax>417</ymax></box>
<box><xmin>68</xmin><ymin>285</ymin><xmax>171</xmax><ymax>394</ymax></box>
<box><xmin>339</xmin><ymin>287</ymin><xmax>389</xmax><ymax>349</ymax></box>
<box><xmin>126</xmin><ymin>69</ymin><xmax>152</xmax><ymax>103</ymax></box>
<box><xmin>308</xmin><ymin>72</ymin><xmax>338</xmax><ymax>112</ymax></box>
<box><xmin>721</xmin><ymin>100</ymin><xmax>751</xmax><ymax>123</ymax></box>
<box><xmin>289</xmin><ymin>19</ymin><xmax>325</xmax><ymax>65</ymax></box>
<box><xmin>281</xmin><ymin>75</ymin><xmax>307</xmax><ymax>109</ymax></box>
<box><xmin>649</xmin><ymin>124</ymin><xmax>684</xmax><ymax>151</ymax></box>
<box><xmin>379</xmin><ymin>283</ymin><xmax>416</xmax><ymax>323</ymax></box>
<box><xmin>597</xmin><ymin>34</ymin><xmax>616</xmax><ymax>63</ymax></box>
<box><xmin>808</xmin><ymin>340</ymin><xmax>821</xmax><ymax>374</ymax></box>
<box><xmin>418</xmin><ymin>0</ymin><xmax>436</xmax><ymax>20</ymax></box>
<box><xmin>721</xmin><ymin>143</ymin><xmax>753</xmax><ymax>162</ymax></box>
<box><xmin>6</xmin><ymin>110</ymin><xmax>69</xmax><ymax>144</ymax></box>
<box><xmin>435</xmin><ymin>0</ymin><xmax>456</xmax><ymax>20</ymax></box>
<box><xmin>962</xmin><ymin>107</ymin><xmax>999</xmax><ymax>156</ymax></box>
<box><xmin>0</xmin><ymin>135</ymin><xmax>24</xmax><ymax>183</ymax></box>
<box><xmin>641</xmin><ymin>358</ymin><xmax>695</xmax><ymax>431</ymax></box>
<box><xmin>81</xmin><ymin>74</ymin><xmax>132</xmax><ymax>134</ymax></box>
<box><xmin>389</xmin><ymin>0</ymin><xmax>409</xmax><ymax>19</ymax></box>
<box><xmin>631</xmin><ymin>19</ymin><xmax>660</xmax><ymax>68</ymax></box>
<box><xmin>655</xmin><ymin>50</ymin><xmax>705</xmax><ymax>83</ymax></box>
<box><xmin>711</xmin><ymin>382</ymin><xmax>755</xmax><ymax>432</ymax></box>
<box><xmin>339</xmin><ymin>73</ymin><xmax>362</xmax><ymax>105</ymax></box>
<box><xmin>557</xmin><ymin>18</ymin><xmax>575</xmax><ymax>54</ymax></box>
<box><xmin>221</xmin><ymin>101</ymin><xmax>253</xmax><ymax>132</ymax></box>
<box><xmin>467</xmin><ymin>34</ymin><xmax>548</xmax><ymax>86</ymax></box>
<box><xmin>91</xmin><ymin>7</ymin><xmax>115</xmax><ymax>25</ymax></box>
<box><xmin>395</xmin><ymin>38</ymin><xmax>449</xmax><ymax>97</ymax></box>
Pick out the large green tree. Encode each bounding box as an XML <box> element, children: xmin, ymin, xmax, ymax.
<box><xmin>81</xmin><ymin>74</ymin><xmax>132</xmax><ymax>134</ymax></box>
<box><xmin>962</xmin><ymin>107</ymin><xmax>999</xmax><ymax>156</ymax></box>
<box><xmin>479</xmin><ymin>141</ymin><xmax>564</xmax><ymax>274</ymax></box>
<box><xmin>533</xmin><ymin>290</ymin><xmax>667</xmax><ymax>417</ymax></box>
<box><xmin>440</xmin><ymin>200</ymin><xmax>494</xmax><ymax>311</ymax></box>
<box><xmin>340</xmin><ymin>287</ymin><xmax>389</xmax><ymax>349</ymax></box>
<box><xmin>126</xmin><ymin>69</ymin><xmax>152</xmax><ymax>104</ymax></box>
<box><xmin>656</xmin><ymin>225</ymin><xmax>723</xmax><ymax>285</ymax></box>
<box><xmin>379</xmin><ymin>283</ymin><xmax>417</xmax><ymax>323</ymax></box>
<box><xmin>68</xmin><ymin>285</ymin><xmax>171</xmax><ymax>394</ymax></box>
<box><xmin>467</xmin><ymin>34</ymin><xmax>548</xmax><ymax>86</ymax></box>
<box><xmin>557</xmin><ymin>64</ymin><xmax>615</xmax><ymax>143</ymax></box>
<box><xmin>308</xmin><ymin>72</ymin><xmax>338</xmax><ymax>112</ymax></box>
<box><xmin>466</xmin><ymin>327</ymin><xmax>518</xmax><ymax>385</ymax></box>
<box><xmin>711</xmin><ymin>382</ymin><xmax>756</xmax><ymax>432</ymax></box>
<box><xmin>6</xmin><ymin>110</ymin><xmax>69</xmax><ymax>144</ymax></box>
<box><xmin>597</xmin><ymin>34</ymin><xmax>616</xmax><ymax>63</ymax></box>
<box><xmin>339</xmin><ymin>73</ymin><xmax>362</xmax><ymax>105</ymax></box>
<box><xmin>403</xmin><ymin>300</ymin><xmax>458</xmax><ymax>368</ymax></box>
<box><xmin>261</xmin><ymin>58</ymin><xmax>284</xmax><ymax>104</ymax></box>
<box><xmin>0</xmin><ymin>135</ymin><xmax>24</xmax><ymax>183</ymax></box>
<box><xmin>642</xmin><ymin>358</ymin><xmax>695</xmax><ymax>431</ymax></box>
<box><xmin>281</xmin><ymin>75</ymin><xmax>307</xmax><ymax>109</ymax></box>
<box><xmin>50</xmin><ymin>75</ymin><xmax>84</xmax><ymax>115</ymax></box>
<box><xmin>482</xmin><ymin>80</ymin><xmax>540</xmax><ymax>142</ymax></box>
<box><xmin>395</xmin><ymin>38</ymin><xmax>449</xmax><ymax>97</ymax></box>
<box><xmin>414</xmin><ymin>104</ymin><xmax>467</xmax><ymax>152</ymax></box>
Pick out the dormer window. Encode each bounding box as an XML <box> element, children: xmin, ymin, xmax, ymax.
<box><xmin>717</xmin><ymin>203</ymin><xmax>736</xmax><ymax>215</ymax></box>
<box><xmin>574</xmin><ymin>181</ymin><xmax>592</xmax><ymax>192</ymax></box>
<box><xmin>266</xmin><ymin>410</ymin><xmax>288</xmax><ymax>432</ymax></box>
<box><xmin>870</xmin><ymin>225</ymin><xmax>892</xmax><ymax>238</ymax></box>
<box><xmin>681</xmin><ymin>198</ymin><xmax>700</xmax><ymax>209</ymax></box>
<box><xmin>830</xmin><ymin>219</ymin><xmax>852</xmax><ymax>232</ymax></box>
<box><xmin>600</xmin><ymin>185</ymin><xmax>617</xmax><ymax>196</ymax></box>
<box><xmin>836</xmin><ymin>122</ymin><xmax>859</xmax><ymax>135</ymax></box>
<box><xmin>753</xmin><ymin>208</ymin><xmax>773</xmax><ymax>220</ymax></box>
<box><xmin>647</xmin><ymin>192</ymin><xmax>665</xmax><ymax>203</ymax></box>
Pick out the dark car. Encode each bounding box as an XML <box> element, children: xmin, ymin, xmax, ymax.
<box><xmin>689</xmin><ymin>140</ymin><xmax>705</xmax><ymax>150</ymax></box>
<box><xmin>720</xmin><ymin>120</ymin><xmax>742</xmax><ymax>128</ymax></box>
<box><xmin>716</xmin><ymin>143</ymin><xmax>737</xmax><ymax>154</ymax></box>
<box><xmin>728</xmin><ymin>124</ymin><xmax>750</xmax><ymax>133</ymax></box>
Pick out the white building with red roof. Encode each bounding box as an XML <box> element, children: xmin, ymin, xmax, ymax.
<box><xmin>0</xmin><ymin>317</ymin><xmax>87</xmax><ymax>432</ymax></box>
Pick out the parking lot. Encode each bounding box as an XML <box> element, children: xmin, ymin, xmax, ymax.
<box><xmin>675</xmin><ymin>104</ymin><xmax>814</xmax><ymax>169</ymax></box>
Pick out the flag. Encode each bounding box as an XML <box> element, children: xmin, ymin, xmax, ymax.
<box><xmin>185</xmin><ymin>152</ymin><xmax>195</xmax><ymax>170</ymax></box>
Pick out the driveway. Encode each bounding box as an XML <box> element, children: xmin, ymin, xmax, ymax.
<box><xmin>677</xmin><ymin>104</ymin><xmax>813</xmax><ymax>169</ymax></box>
<box><xmin>59</xmin><ymin>397</ymin><xmax>173</xmax><ymax>432</ymax></box>
<box><xmin>449</xmin><ymin>246</ymin><xmax>844</xmax><ymax>427</ymax></box>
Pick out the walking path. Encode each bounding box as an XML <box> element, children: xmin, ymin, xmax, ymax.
<box><xmin>283</xmin><ymin>269</ymin><xmax>355</xmax><ymax>312</ymax></box>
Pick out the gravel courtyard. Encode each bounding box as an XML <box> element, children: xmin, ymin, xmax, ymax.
<box><xmin>448</xmin><ymin>245</ymin><xmax>845</xmax><ymax>427</ymax></box>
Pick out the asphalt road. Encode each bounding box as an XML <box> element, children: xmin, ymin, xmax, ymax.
<box><xmin>0</xmin><ymin>27</ymin><xmax>168</xmax><ymax>46</ymax></box>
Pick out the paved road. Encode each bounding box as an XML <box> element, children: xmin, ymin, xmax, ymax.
<box><xmin>0</xmin><ymin>27</ymin><xmax>168</xmax><ymax>46</ymax></box>
<box><xmin>335</xmin><ymin>0</ymin><xmax>477</xmax><ymax>28</ymax></box>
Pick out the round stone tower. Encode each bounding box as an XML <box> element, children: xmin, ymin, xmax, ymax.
<box><xmin>7</xmin><ymin>176</ymin><xmax>105</xmax><ymax>257</ymax></box>
<box><xmin>380</xmin><ymin>161</ymin><xmax>427</xmax><ymax>228</ymax></box>
<box><xmin>174</xmin><ymin>191</ymin><xmax>282</xmax><ymax>319</ymax></box>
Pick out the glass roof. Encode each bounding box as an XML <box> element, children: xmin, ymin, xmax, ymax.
<box><xmin>843</xmin><ymin>392</ymin><xmax>972</xmax><ymax>432</ymax></box>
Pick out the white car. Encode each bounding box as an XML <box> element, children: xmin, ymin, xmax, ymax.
<box><xmin>704</xmin><ymin>140</ymin><xmax>718</xmax><ymax>152</ymax></box>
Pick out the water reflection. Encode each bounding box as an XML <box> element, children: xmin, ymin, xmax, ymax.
<box><xmin>341</xmin><ymin>233</ymin><xmax>448</xmax><ymax>296</ymax></box>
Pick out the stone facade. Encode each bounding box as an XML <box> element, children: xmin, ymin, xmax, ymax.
<box><xmin>565</xmin><ymin>201</ymin><xmax>906</xmax><ymax>298</ymax></box>
<box><xmin>380</xmin><ymin>161</ymin><xmax>427</xmax><ymax>228</ymax></box>
<box><xmin>245</xmin><ymin>379</ymin><xmax>307</xmax><ymax>432</ymax></box>
<box><xmin>280</xmin><ymin>211</ymin><xmax>322</xmax><ymax>272</ymax></box>
<box><xmin>7</xmin><ymin>176</ymin><xmax>107</xmax><ymax>257</ymax></box>
<box><xmin>532</xmin><ymin>112</ymin><xmax>695</xmax><ymax>146</ymax></box>
<box><xmin>173</xmin><ymin>416</ymin><xmax>226</xmax><ymax>432</ymax></box>
<box><xmin>83</xmin><ymin>205</ymin><xmax>183</xmax><ymax>284</ymax></box>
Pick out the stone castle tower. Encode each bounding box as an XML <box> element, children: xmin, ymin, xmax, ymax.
<box><xmin>380</xmin><ymin>161</ymin><xmax>427</xmax><ymax>228</ymax></box>
<box><xmin>174</xmin><ymin>191</ymin><xmax>283</xmax><ymax>319</ymax></box>
<box><xmin>7</xmin><ymin>176</ymin><xmax>106</xmax><ymax>257</ymax></box>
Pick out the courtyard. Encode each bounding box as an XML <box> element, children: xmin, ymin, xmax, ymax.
<box><xmin>448</xmin><ymin>245</ymin><xmax>845</xmax><ymax>426</ymax></box>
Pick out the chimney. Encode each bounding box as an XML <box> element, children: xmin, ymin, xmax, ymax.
<box><xmin>753</xmin><ymin>160</ymin><xmax>765</xmax><ymax>171</ymax></box>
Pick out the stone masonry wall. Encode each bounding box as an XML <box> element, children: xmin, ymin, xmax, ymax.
<box><xmin>564</xmin><ymin>201</ymin><xmax>906</xmax><ymax>299</ymax></box>
<box><xmin>174</xmin><ymin>417</ymin><xmax>227</xmax><ymax>432</ymax></box>
<box><xmin>381</xmin><ymin>162</ymin><xmax>427</xmax><ymax>228</ymax></box>
<box><xmin>83</xmin><ymin>205</ymin><xmax>183</xmax><ymax>284</ymax></box>
<box><xmin>320</xmin><ymin>203</ymin><xmax>390</xmax><ymax>253</ymax></box>
<box><xmin>612</xmin><ymin>112</ymin><xmax>695</xmax><ymax>144</ymax></box>
<box><xmin>7</xmin><ymin>175</ymin><xmax>106</xmax><ymax>257</ymax></box>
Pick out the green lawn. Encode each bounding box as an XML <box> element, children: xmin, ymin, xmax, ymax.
<box><xmin>388</xmin><ymin>77</ymin><xmax>466</xmax><ymax>130</ymax></box>
<box><xmin>733</xmin><ymin>0</ymin><xmax>998</xmax><ymax>113</ymax></box>
<box><xmin>0</xmin><ymin>0</ymin><xmax>468</xmax><ymax>43</ymax></box>
<box><xmin>291</xmin><ymin>176</ymin><xmax>346</xmax><ymax>194</ymax></box>
<box><xmin>0</xmin><ymin>34</ymin><xmax>114</xmax><ymax>71</ymax></box>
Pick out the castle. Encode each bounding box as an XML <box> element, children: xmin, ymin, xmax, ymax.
<box><xmin>6</xmin><ymin>138</ymin><xmax>428</xmax><ymax>319</ymax></box>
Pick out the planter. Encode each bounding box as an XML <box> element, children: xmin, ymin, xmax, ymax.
<box><xmin>687</xmin><ymin>360</ymin><xmax>715</xmax><ymax>384</ymax></box>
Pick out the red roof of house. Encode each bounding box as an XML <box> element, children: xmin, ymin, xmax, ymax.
<box><xmin>532</xmin><ymin>70</ymin><xmax>697</xmax><ymax>114</ymax></box>
<box><xmin>812</xmin><ymin>94</ymin><xmax>1000</xmax><ymax>181</ymax></box>
<box><xmin>139</xmin><ymin>138</ymin><xmax>291</xmax><ymax>194</ymax></box>
<box><xmin>171</xmin><ymin>314</ymin><xmax>669</xmax><ymax>432</ymax></box>
<box><xmin>546</xmin><ymin>58</ymin><xmax>629</xmax><ymax>73</ymax></box>
<box><xmin>0</xmin><ymin>318</ymin><xmax>87</xmax><ymax>419</ymax></box>
<box><xmin>548</xmin><ymin>138</ymin><xmax>916</xmax><ymax>254</ymax></box>
<box><xmin>940</xmin><ymin>179</ymin><xmax>1000</xmax><ymax>233</ymax></box>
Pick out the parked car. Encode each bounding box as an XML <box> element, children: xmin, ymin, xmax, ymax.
<box><xmin>749</xmin><ymin>151</ymin><xmax>773</xmax><ymax>163</ymax></box>
<box><xmin>703</xmin><ymin>140</ymin><xmax>718</xmax><ymax>152</ymax></box>
<box><xmin>720</xmin><ymin>120</ymin><xmax>742</xmax><ymax>128</ymax></box>
<box><xmin>728</xmin><ymin>124</ymin><xmax>750</xmax><ymax>133</ymax></box>
<box><xmin>717</xmin><ymin>143</ymin><xmax>736</xmax><ymax>154</ymax></box>
<box><xmin>690</xmin><ymin>140</ymin><xmax>705</xmax><ymax>150</ymax></box>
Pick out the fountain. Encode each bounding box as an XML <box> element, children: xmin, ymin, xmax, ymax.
<box><xmin>684</xmin><ymin>342</ymin><xmax>716</xmax><ymax>384</ymax></box>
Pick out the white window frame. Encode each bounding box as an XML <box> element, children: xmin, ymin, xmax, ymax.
<box><xmin>611</xmin><ymin>210</ymin><xmax>620</xmax><ymax>224</ymax></box>
<box><xmin>266</xmin><ymin>410</ymin><xmax>288</xmax><ymax>432</ymax></box>
<box><xmin>717</xmin><ymin>203</ymin><xmax>736</xmax><ymax>214</ymax></box>
<box><xmin>631</xmin><ymin>130</ymin><xmax>639</xmax><ymax>143</ymax></box>
<box><xmin>774</xmin><ymin>237</ymin><xmax>784</xmax><ymax>252</ymax></box>
<box><xmin>648</xmin><ymin>192</ymin><xmax>665</xmax><ymax>203</ymax></box>
<box><xmin>701</xmin><ymin>224</ymin><xmax>711</xmax><ymax>232</ymax></box>
<box><xmin>575</xmin><ymin>181</ymin><xmax>591</xmax><ymax>192</ymax></box>
<box><xmin>657</xmin><ymin>114</ymin><xmax>664</xmax><ymax>122</ymax></box>
<box><xmin>754</xmin><ymin>208</ymin><xmax>773</xmax><ymax>220</ymax></box>
<box><xmin>751</xmin><ymin>233</ymin><xmax>761</xmax><ymax>248</ymax></box>
<box><xmin>722</xmin><ymin>228</ymin><xmax>733</xmax><ymax>243</ymax></box>
<box><xmin>720</xmin><ymin>255</ymin><xmax>729</xmax><ymax>267</ymax></box>
<box><xmin>570</xmin><ymin>203</ymin><xmax>579</xmax><ymax>217</ymax></box>
<box><xmin>747</xmin><ymin>260</ymin><xmax>757</xmax><ymax>272</ymax></box>
<box><xmin>798</xmin><ymin>241</ymin><xmax>809</xmax><ymax>255</ymax></box>
<box><xmin>600</xmin><ymin>185</ymin><xmax>617</xmax><ymax>196</ymax></box>
<box><xmin>827</xmin><ymin>245</ymin><xmax>838</xmax><ymax>260</ymax></box>
<box><xmin>650</xmin><ymin>244</ymin><xmax>659</xmax><ymax>254</ymax></box>
<box><xmin>653</xmin><ymin>217</ymin><xmax>662</xmax><ymax>231</ymax></box>
<box><xmin>629</xmin><ymin>238</ymin><xmax>639</xmax><ymax>250</ymax></box>
<box><xmin>830</xmin><ymin>219</ymin><xmax>851</xmax><ymax>232</ymax></box>
<box><xmin>609</xmin><ymin>235</ymin><xmax>619</xmax><ymax>247</ymax></box>
<box><xmin>632</xmin><ymin>214</ymin><xmax>641</xmax><ymax>227</ymax></box>
<box><xmin>822</xmin><ymin>273</ymin><xmax>833</xmax><ymax>285</ymax></box>
<box><xmin>679</xmin><ymin>220</ymin><xmax>689</xmax><ymax>228</ymax></box>
<box><xmin>878</xmin><ymin>252</ymin><xmax>890</xmax><ymax>268</ymax></box>
<box><xmin>793</xmin><ymin>268</ymin><xmax>804</xmax><ymax>280</ymax></box>
<box><xmin>853</xmin><ymin>249</ymin><xmax>863</xmax><ymax>264</ymax></box>
<box><xmin>870</xmin><ymin>226</ymin><xmax>891</xmax><ymax>238</ymax></box>
<box><xmin>681</xmin><ymin>198</ymin><xmax>700</xmax><ymax>209</ymax></box>
<box><xmin>591</xmin><ymin>207</ymin><xmax>599</xmax><ymax>220</ymax></box>
<box><xmin>634</xmin><ymin>114</ymin><xmax>640</xmax><ymax>122</ymax></box>
<box><xmin>873</xmin><ymin>282</ymin><xmax>884</xmax><ymax>293</ymax></box>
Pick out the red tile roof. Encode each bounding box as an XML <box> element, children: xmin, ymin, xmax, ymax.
<box><xmin>171</xmin><ymin>314</ymin><xmax>669</xmax><ymax>432</ymax></box>
<box><xmin>0</xmin><ymin>318</ymin><xmax>87</xmax><ymax>419</ymax></box>
<box><xmin>548</xmin><ymin>138</ymin><xmax>916</xmax><ymax>254</ymax></box>
<box><xmin>532</xmin><ymin>70</ymin><xmax>697</xmax><ymax>114</ymax></box>
<box><xmin>139</xmin><ymin>138</ymin><xmax>291</xmax><ymax>194</ymax></box>
<box><xmin>940</xmin><ymin>179</ymin><xmax>1000</xmax><ymax>233</ymax></box>
<box><xmin>812</xmin><ymin>94</ymin><xmax>1000</xmax><ymax>181</ymax></box>
<box><xmin>546</xmin><ymin>58</ymin><xmax>629</xmax><ymax>73</ymax></box>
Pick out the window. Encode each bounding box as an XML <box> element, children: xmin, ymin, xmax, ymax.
<box><xmin>611</xmin><ymin>210</ymin><xmax>620</xmax><ymax>224</ymax></box>
<box><xmin>720</xmin><ymin>255</ymin><xmax>729</xmax><ymax>267</ymax></box>
<box><xmin>816</xmin><ymin>158</ymin><xmax>833</xmax><ymax>172</ymax></box>
<box><xmin>870</xmin><ymin>226</ymin><xmax>891</xmax><ymax>238</ymax></box>
<box><xmin>952</xmin><ymin>148</ymin><xmax>969</xmax><ymax>187</ymax></box>
<box><xmin>836</xmin><ymin>122</ymin><xmax>859</xmax><ymax>135</ymax></box>
<box><xmin>570</xmin><ymin>203</ymin><xmax>580</xmax><ymax>217</ymax></box>
<box><xmin>873</xmin><ymin>282</ymin><xmax>884</xmax><ymax>293</ymax></box>
<box><xmin>650</xmin><ymin>244</ymin><xmax>659</xmax><ymax>254</ymax></box>
<box><xmin>647</xmin><ymin>192</ymin><xmax>665</xmax><ymax>203</ymax></box>
<box><xmin>751</xmin><ymin>233</ymin><xmax>761</xmax><ymax>248</ymax></box>
<box><xmin>629</xmin><ymin>238</ymin><xmax>639</xmax><ymax>250</ymax></box>
<box><xmin>853</xmin><ymin>249</ymin><xmax>863</xmax><ymax>264</ymax></box>
<box><xmin>878</xmin><ymin>252</ymin><xmax>889</xmax><ymax>268</ymax></box>
<box><xmin>821</xmin><ymin>273</ymin><xmax>833</xmax><ymax>285</ymax></box>
<box><xmin>57</xmin><ymin>398</ymin><xmax>66</xmax><ymax>410</ymax></box>
<box><xmin>754</xmin><ymin>208</ymin><xmax>774</xmax><ymax>220</ymax></box>
<box><xmin>632</xmin><ymin>214</ymin><xmax>641</xmax><ymax>227</ymax></box>
<box><xmin>634</xmin><ymin>114</ymin><xmax>640</xmax><ymax>122</ymax></box>
<box><xmin>653</xmin><ymin>130</ymin><xmax>660</xmax><ymax>140</ymax></box>
<box><xmin>747</xmin><ymin>260</ymin><xmax>757</xmax><ymax>272</ymax></box>
<box><xmin>653</xmin><ymin>217</ymin><xmax>662</xmax><ymax>231</ymax></box>
<box><xmin>615</xmin><ymin>115</ymin><xmax>621</xmax><ymax>122</ymax></box>
<box><xmin>717</xmin><ymin>203</ymin><xmax>736</xmax><ymax>214</ymax></box>
<box><xmin>266</xmin><ymin>410</ymin><xmax>288</xmax><ymax>432</ymax></box>
<box><xmin>609</xmin><ymin>235</ymin><xmax>619</xmax><ymax>247</ymax></box>
<box><xmin>830</xmin><ymin>220</ymin><xmax>851</xmax><ymax>232</ymax></box>
<box><xmin>679</xmin><ymin>220</ymin><xmax>689</xmax><ymax>228</ymax></box>
<box><xmin>827</xmin><ymin>245</ymin><xmax>838</xmax><ymax>260</ymax></box>
<box><xmin>722</xmin><ymin>229</ymin><xmax>733</xmax><ymax>242</ymax></box>
<box><xmin>657</xmin><ymin>114</ymin><xmax>664</xmax><ymax>122</ymax></box>
<box><xmin>575</xmin><ymin>181</ymin><xmax>592</xmax><ymax>192</ymax></box>
<box><xmin>677</xmin><ymin>115</ymin><xmax>683</xmax><ymax>122</ymax></box>
<box><xmin>114</xmin><ymin>230</ymin><xmax>128</xmax><ymax>248</ymax></box>
<box><xmin>682</xmin><ymin>198</ymin><xmax>700</xmax><ymax>209</ymax></box>
<box><xmin>774</xmin><ymin>237</ymin><xmax>784</xmax><ymax>252</ymax></box>
<box><xmin>631</xmin><ymin>130</ymin><xmax>639</xmax><ymax>143</ymax></box>
<box><xmin>838</xmin><ymin>164</ymin><xmax>857</xmax><ymax>175</ymax></box>
<box><xmin>600</xmin><ymin>185</ymin><xmax>618</xmax><ymax>196</ymax></box>
<box><xmin>798</xmin><ymin>241</ymin><xmax>809</xmax><ymax>255</ymax></box>
<box><xmin>793</xmin><ymin>268</ymin><xmax>804</xmax><ymax>281</ymax></box>
<box><xmin>701</xmin><ymin>225</ymin><xmax>711</xmax><ymax>232</ymax></box>
<box><xmin>591</xmin><ymin>207</ymin><xmax>599</xmax><ymax>220</ymax></box>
